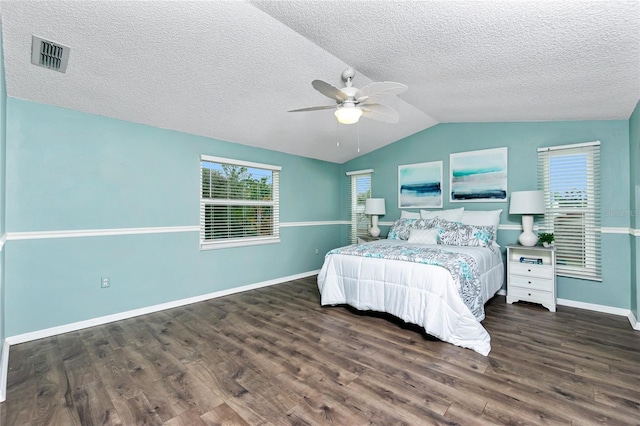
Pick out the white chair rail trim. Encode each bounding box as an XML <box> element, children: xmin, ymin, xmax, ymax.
<box><xmin>2</xmin><ymin>224</ymin><xmax>638</xmax><ymax>241</ymax></box>
<box><xmin>3</xmin><ymin>222</ymin><xmax>349</xmax><ymax>241</ymax></box>
<box><xmin>7</xmin><ymin>226</ymin><xmax>200</xmax><ymax>240</ymax></box>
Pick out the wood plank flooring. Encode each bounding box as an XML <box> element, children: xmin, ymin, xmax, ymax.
<box><xmin>1</xmin><ymin>276</ymin><xmax>639</xmax><ymax>425</ymax></box>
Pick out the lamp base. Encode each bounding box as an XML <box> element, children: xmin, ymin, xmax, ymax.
<box><xmin>369</xmin><ymin>215</ymin><xmax>381</xmax><ymax>237</ymax></box>
<box><xmin>518</xmin><ymin>214</ymin><xmax>538</xmax><ymax>246</ymax></box>
<box><xmin>518</xmin><ymin>231</ymin><xmax>539</xmax><ymax>247</ymax></box>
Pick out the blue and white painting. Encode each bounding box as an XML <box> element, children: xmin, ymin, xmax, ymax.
<box><xmin>450</xmin><ymin>147</ymin><xmax>508</xmax><ymax>202</ymax></box>
<box><xmin>398</xmin><ymin>161</ymin><xmax>443</xmax><ymax>208</ymax></box>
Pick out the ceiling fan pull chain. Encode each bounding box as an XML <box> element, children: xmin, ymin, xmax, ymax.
<box><xmin>357</xmin><ymin>120</ymin><xmax>360</xmax><ymax>153</ymax></box>
<box><xmin>336</xmin><ymin>119</ymin><xmax>340</xmax><ymax>147</ymax></box>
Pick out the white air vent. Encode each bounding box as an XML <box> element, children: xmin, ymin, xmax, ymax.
<box><xmin>31</xmin><ymin>35</ymin><xmax>70</xmax><ymax>73</ymax></box>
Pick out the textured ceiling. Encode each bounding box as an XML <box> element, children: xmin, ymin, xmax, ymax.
<box><xmin>1</xmin><ymin>1</ymin><xmax>639</xmax><ymax>164</ymax></box>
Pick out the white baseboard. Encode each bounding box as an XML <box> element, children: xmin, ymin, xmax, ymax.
<box><xmin>497</xmin><ymin>290</ymin><xmax>639</xmax><ymax>331</ymax></box>
<box><xmin>0</xmin><ymin>270</ymin><xmax>315</xmax><ymax>401</ymax></box>
<box><xmin>629</xmin><ymin>311</ymin><xmax>640</xmax><ymax>331</ymax></box>
<box><xmin>556</xmin><ymin>298</ymin><xmax>631</xmax><ymax>317</ymax></box>
<box><xmin>0</xmin><ymin>339</ymin><xmax>10</xmax><ymax>402</ymax></box>
<box><xmin>5</xmin><ymin>270</ymin><xmax>319</xmax><ymax>346</ymax></box>
<box><xmin>1</xmin><ymin>269</ymin><xmax>319</xmax><ymax>401</ymax></box>
<box><xmin>2</xmin><ymin>273</ymin><xmax>636</xmax><ymax>402</ymax></box>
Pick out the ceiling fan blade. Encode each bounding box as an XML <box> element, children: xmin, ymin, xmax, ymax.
<box><xmin>312</xmin><ymin>80</ymin><xmax>348</xmax><ymax>101</ymax></box>
<box><xmin>360</xmin><ymin>103</ymin><xmax>400</xmax><ymax>123</ymax></box>
<box><xmin>288</xmin><ymin>105</ymin><xmax>336</xmax><ymax>112</ymax></box>
<box><xmin>356</xmin><ymin>81</ymin><xmax>407</xmax><ymax>102</ymax></box>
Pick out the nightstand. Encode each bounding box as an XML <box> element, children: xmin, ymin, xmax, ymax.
<box><xmin>506</xmin><ymin>244</ymin><xmax>557</xmax><ymax>312</ymax></box>
<box><xmin>357</xmin><ymin>235</ymin><xmax>386</xmax><ymax>243</ymax></box>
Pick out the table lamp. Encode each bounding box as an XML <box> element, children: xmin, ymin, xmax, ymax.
<box><xmin>365</xmin><ymin>198</ymin><xmax>386</xmax><ymax>237</ymax></box>
<box><xmin>509</xmin><ymin>190</ymin><xmax>545</xmax><ymax>246</ymax></box>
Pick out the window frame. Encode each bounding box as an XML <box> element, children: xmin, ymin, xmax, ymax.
<box><xmin>200</xmin><ymin>155</ymin><xmax>281</xmax><ymax>250</ymax></box>
<box><xmin>538</xmin><ymin>142</ymin><xmax>601</xmax><ymax>281</ymax></box>
<box><xmin>347</xmin><ymin>169</ymin><xmax>373</xmax><ymax>243</ymax></box>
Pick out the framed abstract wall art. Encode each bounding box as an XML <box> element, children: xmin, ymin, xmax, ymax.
<box><xmin>450</xmin><ymin>147</ymin><xmax>508</xmax><ymax>202</ymax></box>
<box><xmin>398</xmin><ymin>161</ymin><xmax>443</xmax><ymax>208</ymax></box>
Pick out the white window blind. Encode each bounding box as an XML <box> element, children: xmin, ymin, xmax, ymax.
<box><xmin>537</xmin><ymin>142</ymin><xmax>601</xmax><ymax>280</ymax></box>
<box><xmin>347</xmin><ymin>170</ymin><xmax>372</xmax><ymax>243</ymax></box>
<box><xmin>200</xmin><ymin>155</ymin><xmax>280</xmax><ymax>250</ymax></box>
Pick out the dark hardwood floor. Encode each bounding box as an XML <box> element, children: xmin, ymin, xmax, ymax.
<box><xmin>1</xmin><ymin>276</ymin><xmax>639</xmax><ymax>425</ymax></box>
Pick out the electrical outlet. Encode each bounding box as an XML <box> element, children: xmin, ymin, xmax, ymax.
<box><xmin>315</xmin><ymin>248</ymin><xmax>319</xmax><ymax>255</ymax></box>
<box><xmin>101</xmin><ymin>277</ymin><xmax>110</xmax><ymax>288</ymax></box>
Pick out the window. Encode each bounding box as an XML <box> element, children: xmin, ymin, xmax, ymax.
<box><xmin>346</xmin><ymin>169</ymin><xmax>373</xmax><ymax>243</ymax></box>
<box><xmin>200</xmin><ymin>155</ymin><xmax>280</xmax><ymax>250</ymax></box>
<box><xmin>537</xmin><ymin>142</ymin><xmax>601</xmax><ymax>280</ymax></box>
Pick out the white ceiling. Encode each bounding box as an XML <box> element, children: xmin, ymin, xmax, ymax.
<box><xmin>1</xmin><ymin>1</ymin><xmax>639</xmax><ymax>164</ymax></box>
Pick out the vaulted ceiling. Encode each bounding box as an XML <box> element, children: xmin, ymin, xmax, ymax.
<box><xmin>1</xmin><ymin>1</ymin><xmax>638</xmax><ymax>163</ymax></box>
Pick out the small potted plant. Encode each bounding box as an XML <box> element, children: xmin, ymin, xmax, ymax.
<box><xmin>538</xmin><ymin>232</ymin><xmax>555</xmax><ymax>247</ymax></box>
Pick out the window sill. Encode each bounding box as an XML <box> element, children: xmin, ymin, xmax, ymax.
<box><xmin>200</xmin><ymin>236</ymin><xmax>280</xmax><ymax>250</ymax></box>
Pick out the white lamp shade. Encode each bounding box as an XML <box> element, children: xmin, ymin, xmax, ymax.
<box><xmin>365</xmin><ymin>198</ymin><xmax>386</xmax><ymax>215</ymax></box>
<box><xmin>334</xmin><ymin>105</ymin><xmax>362</xmax><ymax>124</ymax></box>
<box><xmin>509</xmin><ymin>190</ymin><xmax>545</xmax><ymax>214</ymax></box>
<box><xmin>510</xmin><ymin>190</ymin><xmax>545</xmax><ymax>246</ymax></box>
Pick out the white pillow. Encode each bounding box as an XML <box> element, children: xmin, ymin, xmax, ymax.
<box><xmin>460</xmin><ymin>209</ymin><xmax>503</xmax><ymax>229</ymax></box>
<box><xmin>408</xmin><ymin>228</ymin><xmax>439</xmax><ymax>245</ymax></box>
<box><xmin>420</xmin><ymin>207</ymin><xmax>464</xmax><ymax>222</ymax></box>
<box><xmin>400</xmin><ymin>210</ymin><xmax>421</xmax><ymax>220</ymax></box>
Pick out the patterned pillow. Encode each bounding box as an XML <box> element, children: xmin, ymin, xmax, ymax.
<box><xmin>412</xmin><ymin>218</ymin><xmax>444</xmax><ymax>231</ymax></box>
<box><xmin>460</xmin><ymin>209</ymin><xmax>502</xmax><ymax>240</ymax></box>
<box><xmin>439</xmin><ymin>221</ymin><xmax>497</xmax><ymax>247</ymax></box>
<box><xmin>414</xmin><ymin>218</ymin><xmax>461</xmax><ymax>241</ymax></box>
<box><xmin>408</xmin><ymin>228</ymin><xmax>439</xmax><ymax>245</ymax></box>
<box><xmin>387</xmin><ymin>218</ymin><xmax>416</xmax><ymax>240</ymax></box>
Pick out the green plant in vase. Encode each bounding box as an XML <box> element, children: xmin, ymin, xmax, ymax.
<box><xmin>538</xmin><ymin>232</ymin><xmax>555</xmax><ymax>247</ymax></box>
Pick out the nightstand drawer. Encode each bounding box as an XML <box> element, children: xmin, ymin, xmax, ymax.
<box><xmin>509</xmin><ymin>275</ymin><xmax>554</xmax><ymax>291</ymax></box>
<box><xmin>508</xmin><ymin>286</ymin><xmax>554</xmax><ymax>304</ymax></box>
<box><xmin>510</xmin><ymin>262</ymin><xmax>554</xmax><ymax>279</ymax></box>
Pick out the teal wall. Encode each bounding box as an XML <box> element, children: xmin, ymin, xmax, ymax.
<box><xmin>3</xmin><ymin>98</ymin><xmax>345</xmax><ymax>336</ymax></box>
<box><xmin>0</xmin><ymin>89</ymin><xmax>637</xmax><ymax>338</ymax></box>
<box><xmin>342</xmin><ymin>120</ymin><xmax>632</xmax><ymax>309</ymax></box>
<box><xmin>630</xmin><ymin>100</ymin><xmax>640</xmax><ymax>319</ymax></box>
<box><xmin>5</xmin><ymin>100</ymin><xmax>343</xmax><ymax>231</ymax></box>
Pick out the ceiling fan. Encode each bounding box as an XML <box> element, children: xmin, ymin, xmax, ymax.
<box><xmin>288</xmin><ymin>68</ymin><xmax>407</xmax><ymax>125</ymax></box>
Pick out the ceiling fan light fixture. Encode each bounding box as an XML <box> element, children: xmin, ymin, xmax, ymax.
<box><xmin>335</xmin><ymin>105</ymin><xmax>362</xmax><ymax>124</ymax></box>
<box><xmin>290</xmin><ymin>69</ymin><xmax>406</xmax><ymax>125</ymax></box>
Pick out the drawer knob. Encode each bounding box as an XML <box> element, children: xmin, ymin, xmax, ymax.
<box><xmin>528</xmin><ymin>293</ymin><xmax>532</xmax><ymax>296</ymax></box>
<box><xmin>527</xmin><ymin>269</ymin><xmax>531</xmax><ymax>272</ymax></box>
<box><xmin>528</xmin><ymin>281</ymin><xmax>531</xmax><ymax>284</ymax></box>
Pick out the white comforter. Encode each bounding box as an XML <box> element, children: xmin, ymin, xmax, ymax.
<box><xmin>317</xmin><ymin>240</ymin><xmax>503</xmax><ymax>355</ymax></box>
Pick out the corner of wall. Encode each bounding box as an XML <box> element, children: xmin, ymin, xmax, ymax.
<box><xmin>631</xmin><ymin>99</ymin><xmax>640</xmax><ymax>320</ymax></box>
<box><xmin>0</xmin><ymin>339</ymin><xmax>8</xmax><ymax>402</ymax></box>
<box><xmin>0</xmin><ymin>17</ymin><xmax>8</xmax><ymax>403</ymax></box>
<box><xmin>629</xmin><ymin>310</ymin><xmax>640</xmax><ymax>331</ymax></box>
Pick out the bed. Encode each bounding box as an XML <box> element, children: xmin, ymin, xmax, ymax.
<box><xmin>317</xmin><ymin>214</ymin><xmax>504</xmax><ymax>356</ymax></box>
